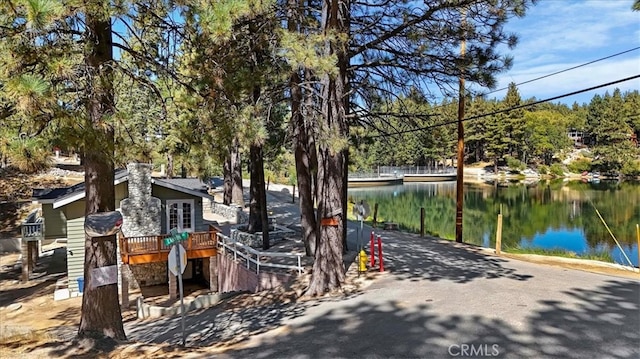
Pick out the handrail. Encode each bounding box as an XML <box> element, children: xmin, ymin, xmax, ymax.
<box><xmin>120</xmin><ymin>230</ymin><xmax>217</xmax><ymax>255</ymax></box>
<box><xmin>217</xmin><ymin>233</ymin><xmax>304</xmax><ymax>275</ymax></box>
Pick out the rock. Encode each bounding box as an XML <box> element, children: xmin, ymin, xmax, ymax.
<box><xmin>6</xmin><ymin>303</ymin><xmax>22</xmax><ymax>311</ymax></box>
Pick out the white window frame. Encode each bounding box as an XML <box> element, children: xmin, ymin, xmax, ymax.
<box><xmin>166</xmin><ymin>199</ymin><xmax>195</xmax><ymax>233</ymax></box>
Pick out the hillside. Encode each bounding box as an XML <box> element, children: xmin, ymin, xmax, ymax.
<box><xmin>0</xmin><ymin>165</ymin><xmax>83</xmax><ymax>238</ymax></box>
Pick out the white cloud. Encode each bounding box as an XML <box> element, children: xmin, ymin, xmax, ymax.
<box><xmin>495</xmin><ymin>0</ymin><xmax>640</xmax><ymax>104</ymax></box>
<box><xmin>495</xmin><ymin>57</ymin><xmax>640</xmax><ymax>104</ymax></box>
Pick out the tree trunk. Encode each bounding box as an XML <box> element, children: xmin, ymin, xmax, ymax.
<box><xmin>289</xmin><ymin>0</ymin><xmax>318</xmax><ymax>256</ymax></box>
<box><xmin>231</xmin><ymin>137</ymin><xmax>244</xmax><ymax>206</ymax></box>
<box><xmin>78</xmin><ymin>13</ymin><xmax>125</xmax><ymax>340</ymax></box>
<box><xmin>247</xmin><ymin>143</ymin><xmax>270</xmax><ymax>249</ymax></box>
<box><xmin>223</xmin><ymin>149</ymin><xmax>232</xmax><ymax>205</ymax></box>
<box><xmin>166</xmin><ymin>152</ymin><xmax>174</xmax><ymax>178</ymax></box>
<box><xmin>306</xmin><ymin>0</ymin><xmax>350</xmax><ymax>297</ymax></box>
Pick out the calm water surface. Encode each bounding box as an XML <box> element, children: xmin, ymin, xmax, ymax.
<box><xmin>348</xmin><ymin>180</ymin><xmax>640</xmax><ymax>267</ymax></box>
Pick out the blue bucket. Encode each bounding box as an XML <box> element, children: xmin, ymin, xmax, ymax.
<box><xmin>77</xmin><ymin>277</ymin><xmax>84</xmax><ymax>293</ymax></box>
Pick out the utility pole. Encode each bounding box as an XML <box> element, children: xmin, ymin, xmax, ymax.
<box><xmin>455</xmin><ymin>9</ymin><xmax>466</xmax><ymax>243</ymax></box>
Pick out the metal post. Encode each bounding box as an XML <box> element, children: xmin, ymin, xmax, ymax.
<box><xmin>496</xmin><ymin>213</ymin><xmax>503</xmax><ymax>255</ymax></box>
<box><xmin>377</xmin><ymin>235</ymin><xmax>384</xmax><ymax>272</ymax></box>
<box><xmin>370</xmin><ymin>231</ymin><xmax>376</xmax><ymax>267</ymax></box>
<box><xmin>636</xmin><ymin>224</ymin><xmax>639</xmax><ymax>269</ymax></box>
<box><xmin>175</xmin><ymin>244</ymin><xmax>186</xmax><ymax>346</ymax></box>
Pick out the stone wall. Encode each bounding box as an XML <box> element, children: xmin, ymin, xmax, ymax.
<box><xmin>230</xmin><ymin>225</ymin><xmax>295</xmax><ymax>248</ymax></box>
<box><xmin>119</xmin><ymin>163</ymin><xmax>162</xmax><ymax>238</ymax></box>
<box><xmin>211</xmin><ymin>202</ymin><xmax>248</xmax><ymax>223</ymax></box>
<box><xmin>122</xmin><ymin>262</ymin><xmax>167</xmax><ymax>289</ymax></box>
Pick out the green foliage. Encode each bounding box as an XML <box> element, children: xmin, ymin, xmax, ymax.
<box><xmin>506</xmin><ymin>156</ymin><xmax>525</xmax><ymax>171</ymax></box>
<box><xmin>537</xmin><ymin>165</ymin><xmax>549</xmax><ymax>175</ymax></box>
<box><xmin>620</xmin><ymin>160</ymin><xmax>640</xmax><ymax>176</ymax></box>
<box><xmin>6</xmin><ymin>136</ymin><xmax>52</xmax><ymax>173</ymax></box>
<box><xmin>549</xmin><ymin>163</ymin><xmax>564</xmax><ymax>177</ymax></box>
<box><xmin>567</xmin><ymin>158</ymin><xmax>592</xmax><ymax>173</ymax></box>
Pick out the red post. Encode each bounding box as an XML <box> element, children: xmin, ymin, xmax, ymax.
<box><xmin>377</xmin><ymin>235</ymin><xmax>384</xmax><ymax>272</ymax></box>
<box><xmin>370</xmin><ymin>231</ymin><xmax>376</xmax><ymax>267</ymax></box>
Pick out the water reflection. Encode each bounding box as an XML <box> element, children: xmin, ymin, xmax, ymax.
<box><xmin>348</xmin><ymin>180</ymin><xmax>640</xmax><ymax>267</ymax></box>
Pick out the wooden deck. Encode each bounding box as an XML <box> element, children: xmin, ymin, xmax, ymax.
<box><xmin>119</xmin><ymin>226</ymin><xmax>219</xmax><ymax>264</ymax></box>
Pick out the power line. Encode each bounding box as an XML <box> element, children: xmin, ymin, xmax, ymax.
<box><xmin>479</xmin><ymin>46</ymin><xmax>640</xmax><ymax>97</ymax></box>
<box><xmin>360</xmin><ymin>47</ymin><xmax>640</xmax><ymax>135</ymax></box>
<box><xmin>367</xmin><ymin>74</ymin><xmax>640</xmax><ymax>139</ymax></box>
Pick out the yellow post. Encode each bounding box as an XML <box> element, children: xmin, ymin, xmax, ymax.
<box><xmin>636</xmin><ymin>224</ymin><xmax>639</xmax><ymax>270</ymax></box>
<box><xmin>496</xmin><ymin>213</ymin><xmax>503</xmax><ymax>255</ymax></box>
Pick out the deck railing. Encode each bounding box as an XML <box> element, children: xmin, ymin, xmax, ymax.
<box><xmin>119</xmin><ymin>228</ymin><xmax>219</xmax><ymax>256</ymax></box>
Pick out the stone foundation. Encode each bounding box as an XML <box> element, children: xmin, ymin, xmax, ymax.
<box><xmin>122</xmin><ymin>262</ymin><xmax>168</xmax><ymax>289</ymax></box>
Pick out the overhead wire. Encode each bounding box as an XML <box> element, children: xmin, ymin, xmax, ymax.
<box><xmin>367</xmin><ymin>74</ymin><xmax>640</xmax><ymax>139</ymax></box>
<box><xmin>361</xmin><ymin>47</ymin><xmax>640</xmax><ymax>137</ymax></box>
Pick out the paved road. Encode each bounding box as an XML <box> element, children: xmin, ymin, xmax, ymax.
<box><xmin>126</xmin><ymin>220</ymin><xmax>639</xmax><ymax>359</ymax></box>
<box><xmin>128</xmin><ymin>188</ymin><xmax>640</xmax><ymax>358</ymax></box>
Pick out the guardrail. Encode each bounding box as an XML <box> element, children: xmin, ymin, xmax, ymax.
<box><xmin>217</xmin><ymin>233</ymin><xmax>304</xmax><ymax>275</ymax></box>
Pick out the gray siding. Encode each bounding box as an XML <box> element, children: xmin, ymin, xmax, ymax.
<box><xmin>65</xmin><ymin>201</ymin><xmax>85</xmax><ymax>293</ymax></box>
<box><xmin>152</xmin><ymin>186</ymin><xmax>207</xmax><ymax>233</ymax></box>
<box><xmin>61</xmin><ymin>180</ymin><xmax>206</xmax><ymax>294</ymax></box>
<box><xmin>42</xmin><ymin>203</ymin><xmax>66</xmax><ymax>239</ymax></box>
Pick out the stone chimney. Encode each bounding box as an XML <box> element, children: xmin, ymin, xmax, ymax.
<box><xmin>119</xmin><ymin>163</ymin><xmax>162</xmax><ymax>237</ymax></box>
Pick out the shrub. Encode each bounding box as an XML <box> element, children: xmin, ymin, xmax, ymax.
<box><xmin>506</xmin><ymin>156</ymin><xmax>525</xmax><ymax>172</ymax></box>
<box><xmin>537</xmin><ymin>165</ymin><xmax>549</xmax><ymax>175</ymax></box>
<box><xmin>550</xmin><ymin>163</ymin><xmax>565</xmax><ymax>177</ymax></box>
<box><xmin>621</xmin><ymin>160</ymin><xmax>640</xmax><ymax>177</ymax></box>
<box><xmin>567</xmin><ymin>158</ymin><xmax>592</xmax><ymax>174</ymax></box>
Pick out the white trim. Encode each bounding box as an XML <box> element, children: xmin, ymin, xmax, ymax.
<box><xmin>52</xmin><ymin>176</ymin><xmax>129</xmax><ymax>209</ymax></box>
<box><xmin>166</xmin><ymin>199</ymin><xmax>195</xmax><ymax>233</ymax></box>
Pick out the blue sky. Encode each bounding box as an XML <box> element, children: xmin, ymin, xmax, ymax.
<box><xmin>488</xmin><ymin>0</ymin><xmax>640</xmax><ymax>105</ymax></box>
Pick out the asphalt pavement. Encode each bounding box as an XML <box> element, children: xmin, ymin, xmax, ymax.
<box><xmin>127</xmin><ymin>187</ymin><xmax>640</xmax><ymax>359</ymax></box>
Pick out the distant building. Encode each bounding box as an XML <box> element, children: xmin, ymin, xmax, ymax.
<box><xmin>567</xmin><ymin>129</ymin><xmax>585</xmax><ymax>148</ymax></box>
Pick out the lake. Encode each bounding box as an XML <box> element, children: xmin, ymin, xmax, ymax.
<box><xmin>348</xmin><ymin>180</ymin><xmax>640</xmax><ymax>267</ymax></box>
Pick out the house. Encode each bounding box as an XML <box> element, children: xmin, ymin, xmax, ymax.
<box><xmin>32</xmin><ymin>163</ymin><xmax>218</xmax><ymax>305</ymax></box>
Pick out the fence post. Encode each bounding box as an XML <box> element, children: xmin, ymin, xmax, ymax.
<box><xmin>370</xmin><ymin>231</ymin><xmax>376</xmax><ymax>267</ymax></box>
<box><xmin>377</xmin><ymin>235</ymin><xmax>384</xmax><ymax>272</ymax></box>
<box><xmin>496</xmin><ymin>213</ymin><xmax>503</xmax><ymax>255</ymax></box>
<box><xmin>636</xmin><ymin>224</ymin><xmax>639</xmax><ymax>269</ymax></box>
<box><xmin>373</xmin><ymin>203</ymin><xmax>379</xmax><ymax>228</ymax></box>
<box><xmin>420</xmin><ymin>207</ymin><xmax>425</xmax><ymax>237</ymax></box>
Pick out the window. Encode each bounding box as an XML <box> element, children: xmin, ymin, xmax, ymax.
<box><xmin>166</xmin><ymin>200</ymin><xmax>195</xmax><ymax>233</ymax></box>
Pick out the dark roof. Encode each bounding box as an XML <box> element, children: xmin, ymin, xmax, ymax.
<box><xmin>152</xmin><ymin>177</ymin><xmax>212</xmax><ymax>196</ymax></box>
<box><xmin>32</xmin><ymin>169</ymin><xmax>212</xmax><ymax>206</ymax></box>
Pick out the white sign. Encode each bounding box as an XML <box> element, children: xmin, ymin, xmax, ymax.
<box><xmin>168</xmin><ymin>244</ymin><xmax>187</xmax><ymax>276</ymax></box>
<box><xmin>91</xmin><ymin>265</ymin><xmax>118</xmax><ymax>288</ymax></box>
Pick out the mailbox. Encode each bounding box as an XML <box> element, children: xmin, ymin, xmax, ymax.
<box><xmin>84</xmin><ymin>211</ymin><xmax>123</xmax><ymax>237</ymax></box>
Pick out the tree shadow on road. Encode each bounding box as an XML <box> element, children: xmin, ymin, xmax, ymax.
<box><xmin>213</xmin><ymin>278</ymin><xmax>639</xmax><ymax>359</ymax></box>
<box><xmin>373</xmin><ymin>231</ymin><xmax>533</xmax><ymax>283</ymax></box>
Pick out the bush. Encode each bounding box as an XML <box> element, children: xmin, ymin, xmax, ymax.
<box><xmin>621</xmin><ymin>160</ymin><xmax>640</xmax><ymax>177</ymax></box>
<box><xmin>567</xmin><ymin>158</ymin><xmax>592</xmax><ymax>174</ymax></box>
<box><xmin>537</xmin><ymin>165</ymin><xmax>549</xmax><ymax>175</ymax></box>
<box><xmin>550</xmin><ymin>163</ymin><xmax>565</xmax><ymax>177</ymax></box>
<box><xmin>506</xmin><ymin>156</ymin><xmax>525</xmax><ymax>172</ymax></box>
